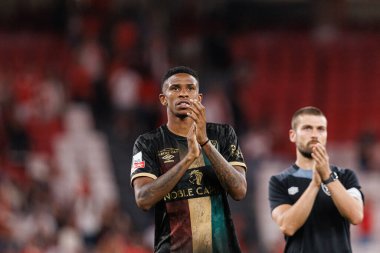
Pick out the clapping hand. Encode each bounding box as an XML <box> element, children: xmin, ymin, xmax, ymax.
<box><xmin>187</xmin><ymin>123</ymin><xmax>201</xmax><ymax>159</ymax></box>
<box><xmin>187</xmin><ymin>99</ymin><xmax>208</xmax><ymax>146</ymax></box>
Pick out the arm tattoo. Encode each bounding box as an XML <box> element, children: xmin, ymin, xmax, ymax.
<box><xmin>204</xmin><ymin>144</ymin><xmax>244</xmax><ymax>193</ymax></box>
<box><xmin>137</xmin><ymin>156</ymin><xmax>194</xmax><ymax>207</ymax></box>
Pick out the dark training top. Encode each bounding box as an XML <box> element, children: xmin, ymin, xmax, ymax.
<box><xmin>131</xmin><ymin>123</ymin><xmax>246</xmax><ymax>253</ymax></box>
<box><xmin>269</xmin><ymin>164</ymin><xmax>364</xmax><ymax>253</ymax></box>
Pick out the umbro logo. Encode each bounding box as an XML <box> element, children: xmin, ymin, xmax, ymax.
<box><xmin>288</xmin><ymin>186</ymin><xmax>299</xmax><ymax>195</ymax></box>
<box><xmin>158</xmin><ymin>148</ymin><xmax>178</xmax><ymax>164</ymax></box>
<box><xmin>162</xmin><ymin>154</ymin><xmax>174</xmax><ymax>160</ymax></box>
<box><xmin>162</xmin><ymin>154</ymin><xmax>174</xmax><ymax>163</ymax></box>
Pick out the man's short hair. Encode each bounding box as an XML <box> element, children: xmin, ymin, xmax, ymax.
<box><xmin>291</xmin><ymin>106</ymin><xmax>326</xmax><ymax>129</ymax></box>
<box><xmin>161</xmin><ymin>66</ymin><xmax>199</xmax><ymax>89</ymax></box>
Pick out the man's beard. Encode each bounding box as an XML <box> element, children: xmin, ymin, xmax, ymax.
<box><xmin>175</xmin><ymin>112</ymin><xmax>188</xmax><ymax>119</ymax></box>
<box><xmin>298</xmin><ymin>146</ymin><xmax>313</xmax><ymax>159</ymax></box>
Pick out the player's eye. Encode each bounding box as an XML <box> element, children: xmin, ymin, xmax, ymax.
<box><xmin>169</xmin><ymin>86</ymin><xmax>180</xmax><ymax>91</ymax></box>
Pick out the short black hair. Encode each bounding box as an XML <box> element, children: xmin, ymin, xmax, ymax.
<box><xmin>161</xmin><ymin>66</ymin><xmax>199</xmax><ymax>88</ymax></box>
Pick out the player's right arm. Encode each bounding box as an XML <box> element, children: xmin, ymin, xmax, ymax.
<box><xmin>133</xmin><ymin>156</ymin><xmax>194</xmax><ymax>211</ymax></box>
<box><xmin>133</xmin><ymin>124</ymin><xmax>200</xmax><ymax>211</ymax></box>
<box><xmin>270</xmin><ymin>167</ymin><xmax>320</xmax><ymax>236</ymax></box>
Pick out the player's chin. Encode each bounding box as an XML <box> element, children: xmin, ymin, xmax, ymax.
<box><xmin>175</xmin><ymin>112</ymin><xmax>189</xmax><ymax>119</ymax></box>
<box><xmin>298</xmin><ymin>147</ymin><xmax>313</xmax><ymax>159</ymax></box>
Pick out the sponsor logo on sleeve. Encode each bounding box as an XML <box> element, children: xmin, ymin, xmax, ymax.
<box><xmin>131</xmin><ymin>152</ymin><xmax>145</xmax><ymax>174</ymax></box>
<box><xmin>230</xmin><ymin>144</ymin><xmax>243</xmax><ymax>159</ymax></box>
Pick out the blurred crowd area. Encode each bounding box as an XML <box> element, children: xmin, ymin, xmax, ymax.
<box><xmin>1</xmin><ymin>1</ymin><xmax>380</xmax><ymax>253</ymax></box>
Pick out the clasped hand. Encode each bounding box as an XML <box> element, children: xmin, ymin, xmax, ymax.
<box><xmin>311</xmin><ymin>143</ymin><xmax>331</xmax><ymax>185</ymax></box>
<box><xmin>186</xmin><ymin>99</ymin><xmax>208</xmax><ymax>145</ymax></box>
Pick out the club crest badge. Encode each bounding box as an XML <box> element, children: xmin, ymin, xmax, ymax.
<box><xmin>321</xmin><ymin>183</ymin><xmax>331</xmax><ymax>196</ymax></box>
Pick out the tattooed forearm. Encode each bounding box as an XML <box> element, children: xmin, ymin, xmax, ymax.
<box><xmin>140</xmin><ymin>169</ymin><xmax>179</xmax><ymax>200</ymax></box>
<box><xmin>202</xmin><ymin>142</ymin><xmax>247</xmax><ymax>200</ymax></box>
<box><xmin>135</xmin><ymin>155</ymin><xmax>196</xmax><ymax>210</ymax></box>
<box><xmin>206</xmin><ymin>149</ymin><xmax>240</xmax><ymax>188</ymax></box>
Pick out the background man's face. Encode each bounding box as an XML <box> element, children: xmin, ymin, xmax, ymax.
<box><xmin>291</xmin><ymin>115</ymin><xmax>327</xmax><ymax>158</ymax></box>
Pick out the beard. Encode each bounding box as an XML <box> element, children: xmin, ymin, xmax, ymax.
<box><xmin>170</xmin><ymin>106</ymin><xmax>189</xmax><ymax>119</ymax></box>
<box><xmin>297</xmin><ymin>145</ymin><xmax>313</xmax><ymax>159</ymax></box>
<box><xmin>175</xmin><ymin>112</ymin><xmax>188</xmax><ymax>119</ymax></box>
<box><xmin>299</xmin><ymin>149</ymin><xmax>313</xmax><ymax>159</ymax></box>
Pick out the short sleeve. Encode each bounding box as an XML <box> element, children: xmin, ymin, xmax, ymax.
<box><xmin>339</xmin><ymin>168</ymin><xmax>360</xmax><ymax>189</ymax></box>
<box><xmin>338</xmin><ymin>168</ymin><xmax>364</xmax><ymax>202</ymax></box>
<box><xmin>130</xmin><ymin>135</ymin><xmax>160</xmax><ymax>186</ymax></box>
<box><xmin>268</xmin><ymin>175</ymin><xmax>293</xmax><ymax>212</ymax></box>
<box><xmin>219</xmin><ymin>125</ymin><xmax>246</xmax><ymax>169</ymax></box>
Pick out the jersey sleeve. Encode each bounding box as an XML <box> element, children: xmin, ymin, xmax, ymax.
<box><xmin>338</xmin><ymin>168</ymin><xmax>365</xmax><ymax>202</ymax></box>
<box><xmin>130</xmin><ymin>135</ymin><xmax>160</xmax><ymax>186</ymax></box>
<box><xmin>219</xmin><ymin>124</ymin><xmax>246</xmax><ymax>170</ymax></box>
<box><xmin>268</xmin><ymin>175</ymin><xmax>293</xmax><ymax>212</ymax></box>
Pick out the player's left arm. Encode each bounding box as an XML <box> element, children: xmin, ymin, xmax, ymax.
<box><xmin>312</xmin><ymin>143</ymin><xmax>364</xmax><ymax>225</ymax></box>
<box><xmin>202</xmin><ymin>142</ymin><xmax>247</xmax><ymax>200</ymax></box>
<box><xmin>187</xmin><ymin>98</ymin><xmax>247</xmax><ymax>200</ymax></box>
<box><xmin>324</xmin><ymin>182</ymin><xmax>363</xmax><ymax>225</ymax></box>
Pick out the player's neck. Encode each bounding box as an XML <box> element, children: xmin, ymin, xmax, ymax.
<box><xmin>295</xmin><ymin>155</ymin><xmax>314</xmax><ymax>170</ymax></box>
<box><xmin>166</xmin><ymin>116</ymin><xmax>193</xmax><ymax>137</ymax></box>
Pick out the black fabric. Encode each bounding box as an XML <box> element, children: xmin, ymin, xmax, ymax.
<box><xmin>269</xmin><ymin>164</ymin><xmax>363</xmax><ymax>253</ymax></box>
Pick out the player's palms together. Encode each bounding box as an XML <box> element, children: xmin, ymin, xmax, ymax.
<box><xmin>187</xmin><ymin>123</ymin><xmax>201</xmax><ymax>158</ymax></box>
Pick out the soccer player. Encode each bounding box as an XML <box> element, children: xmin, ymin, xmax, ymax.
<box><xmin>130</xmin><ymin>66</ymin><xmax>247</xmax><ymax>252</ymax></box>
<box><xmin>269</xmin><ymin>106</ymin><xmax>364</xmax><ymax>253</ymax></box>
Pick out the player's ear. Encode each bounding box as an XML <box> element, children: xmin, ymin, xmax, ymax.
<box><xmin>289</xmin><ymin>129</ymin><xmax>296</xmax><ymax>143</ymax></box>
<box><xmin>159</xmin><ymin>94</ymin><xmax>167</xmax><ymax>106</ymax></box>
<box><xmin>198</xmin><ymin>93</ymin><xmax>203</xmax><ymax>102</ymax></box>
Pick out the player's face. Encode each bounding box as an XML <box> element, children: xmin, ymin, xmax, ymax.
<box><xmin>289</xmin><ymin>115</ymin><xmax>327</xmax><ymax>159</ymax></box>
<box><xmin>160</xmin><ymin>73</ymin><xmax>202</xmax><ymax>119</ymax></box>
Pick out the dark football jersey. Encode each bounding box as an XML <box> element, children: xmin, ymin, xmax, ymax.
<box><xmin>269</xmin><ymin>164</ymin><xmax>364</xmax><ymax>253</ymax></box>
<box><xmin>131</xmin><ymin>123</ymin><xmax>246</xmax><ymax>253</ymax></box>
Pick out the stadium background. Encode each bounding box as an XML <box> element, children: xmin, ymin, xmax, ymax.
<box><xmin>0</xmin><ymin>0</ymin><xmax>379</xmax><ymax>252</ymax></box>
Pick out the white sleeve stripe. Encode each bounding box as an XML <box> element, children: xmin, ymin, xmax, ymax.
<box><xmin>347</xmin><ymin>187</ymin><xmax>363</xmax><ymax>202</ymax></box>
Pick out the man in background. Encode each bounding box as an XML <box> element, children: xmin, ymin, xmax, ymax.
<box><xmin>269</xmin><ymin>106</ymin><xmax>364</xmax><ymax>252</ymax></box>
